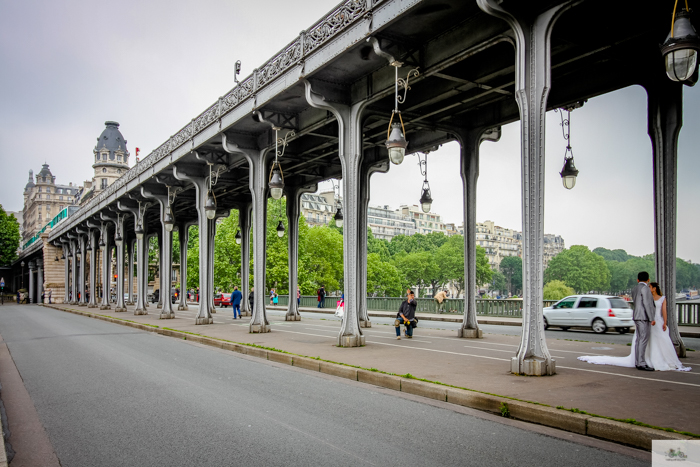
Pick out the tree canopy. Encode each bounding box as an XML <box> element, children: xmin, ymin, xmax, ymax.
<box><xmin>544</xmin><ymin>245</ymin><xmax>610</xmax><ymax>293</ymax></box>
<box><xmin>499</xmin><ymin>256</ymin><xmax>522</xmax><ymax>295</ymax></box>
<box><xmin>0</xmin><ymin>205</ymin><xmax>20</xmax><ymax>266</ymax></box>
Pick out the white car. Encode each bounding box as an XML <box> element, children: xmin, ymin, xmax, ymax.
<box><xmin>543</xmin><ymin>295</ymin><xmax>634</xmax><ymax>334</ymax></box>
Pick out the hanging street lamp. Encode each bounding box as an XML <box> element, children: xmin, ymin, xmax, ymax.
<box><xmin>555</xmin><ymin>105</ymin><xmax>583</xmax><ymax>190</ymax></box>
<box><xmin>385</xmin><ymin>60</ymin><xmax>419</xmax><ymax>165</ymax></box>
<box><xmin>417</xmin><ymin>152</ymin><xmax>433</xmax><ymax>213</ymax></box>
<box><xmin>276</xmin><ymin>220</ymin><xmax>285</xmax><ymax>238</ymax></box>
<box><xmin>205</xmin><ymin>164</ymin><xmax>217</xmax><ymax>220</ymax></box>
<box><xmin>268</xmin><ymin>127</ymin><xmax>294</xmax><ymax>200</ymax></box>
<box><xmin>661</xmin><ymin>3</ymin><xmax>700</xmax><ymax>84</ymax></box>
<box><xmin>235</xmin><ymin>230</ymin><xmax>242</xmax><ymax>245</ymax></box>
<box><xmin>334</xmin><ymin>207</ymin><xmax>344</xmax><ymax>228</ymax></box>
<box><xmin>164</xmin><ymin>187</ymin><xmax>176</xmax><ymax>232</ymax></box>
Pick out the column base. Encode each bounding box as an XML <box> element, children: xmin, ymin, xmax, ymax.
<box><xmin>338</xmin><ymin>334</ymin><xmax>365</xmax><ymax>347</ymax></box>
<box><xmin>195</xmin><ymin>317</ymin><xmax>214</xmax><ymax>325</ymax></box>
<box><xmin>99</xmin><ymin>305</ymin><xmax>111</xmax><ymax>310</ymax></box>
<box><xmin>511</xmin><ymin>357</ymin><xmax>556</xmax><ymax>376</ymax></box>
<box><xmin>178</xmin><ymin>304</ymin><xmax>189</xmax><ymax>311</ymax></box>
<box><xmin>159</xmin><ymin>312</ymin><xmax>175</xmax><ymax>319</ymax></box>
<box><xmin>157</xmin><ymin>303</ymin><xmax>162</xmax><ymax>309</ymax></box>
<box><xmin>125</xmin><ymin>301</ymin><xmax>133</xmax><ymax>306</ymax></box>
<box><xmin>87</xmin><ymin>304</ymin><xmax>98</xmax><ymax>309</ymax></box>
<box><xmin>360</xmin><ymin>320</ymin><xmax>371</xmax><ymax>328</ymax></box>
<box><xmin>115</xmin><ymin>307</ymin><xmax>128</xmax><ymax>313</ymax></box>
<box><xmin>241</xmin><ymin>311</ymin><xmax>252</xmax><ymax>317</ymax></box>
<box><xmin>134</xmin><ymin>308</ymin><xmax>148</xmax><ymax>315</ymax></box>
<box><xmin>210</xmin><ymin>308</ymin><xmax>216</xmax><ymax>313</ymax></box>
<box><xmin>458</xmin><ymin>328</ymin><xmax>483</xmax><ymax>338</ymax></box>
<box><xmin>78</xmin><ymin>302</ymin><xmax>87</xmax><ymax>307</ymax></box>
<box><xmin>285</xmin><ymin>314</ymin><xmax>301</xmax><ymax>321</ymax></box>
<box><xmin>250</xmin><ymin>323</ymin><xmax>271</xmax><ymax>333</ymax></box>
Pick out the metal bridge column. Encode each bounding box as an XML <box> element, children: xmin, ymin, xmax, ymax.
<box><xmin>141</xmin><ymin>188</ymin><xmax>175</xmax><ymax>319</ymax></box>
<box><xmin>173</xmin><ymin>165</ymin><xmax>214</xmax><ymax>324</ymax></box>
<box><xmin>304</xmin><ymin>80</ymin><xmax>368</xmax><ymax>347</ymax></box>
<box><xmin>126</xmin><ymin>238</ymin><xmax>134</xmax><ymax>306</ymax></box>
<box><xmin>285</xmin><ymin>185</ymin><xmax>316</xmax><ymax>321</ymax></box>
<box><xmin>113</xmin><ymin>215</ymin><xmax>127</xmax><ymax>312</ymax></box>
<box><xmin>646</xmin><ymin>77</ymin><xmax>686</xmax><ymax>357</ymax></box>
<box><xmin>239</xmin><ymin>203</ymin><xmax>252</xmax><ymax>317</ymax></box>
<box><xmin>177</xmin><ymin>223</ymin><xmax>189</xmax><ymax>311</ymax></box>
<box><xmin>87</xmin><ymin>227</ymin><xmax>99</xmax><ymax>308</ymax></box>
<box><xmin>249</xmin><ymin>151</ymin><xmax>271</xmax><ymax>333</ymax></box>
<box><xmin>99</xmin><ymin>222</ymin><xmax>112</xmax><ymax>310</ymax></box>
<box><xmin>358</xmin><ymin>160</ymin><xmax>390</xmax><ymax>328</ymax></box>
<box><xmin>77</xmin><ymin>230</ymin><xmax>87</xmax><ymax>306</ymax></box>
<box><xmin>69</xmin><ymin>236</ymin><xmax>78</xmax><ymax>305</ymax></box>
<box><xmin>62</xmin><ymin>241</ymin><xmax>69</xmax><ymax>303</ymax></box>
<box><xmin>36</xmin><ymin>259</ymin><xmax>43</xmax><ymax>304</ymax></box>
<box><xmin>478</xmin><ymin>0</ymin><xmax>576</xmax><ymax>375</ymax></box>
<box><xmin>28</xmin><ymin>261</ymin><xmax>35</xmax><ymax>304</ymax></box>
<box><xmin>208</xmin><ymin>218</ymin><xmax>217</xmax><ymax>313</ymax></box>
<box><xmin>454</xmin><ymin>127</ymin><xmax>501</xmax><ymax>338</ymax></box>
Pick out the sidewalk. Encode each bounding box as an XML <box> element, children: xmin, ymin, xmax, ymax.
<box><xmin>280</xmin><ymin>305</ymin><xmax>700</xmax><ymax>337</ymax></box>
<box><xmin>43</xmin><ymin>302</ymin><xmax>700</xmax><ymax>448</ymax></box>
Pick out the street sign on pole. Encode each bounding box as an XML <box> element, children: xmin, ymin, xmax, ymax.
<box><xmin>0</xmin><ymin>277</ymin><xmax>5</xmax><ymax>287</ymax></box>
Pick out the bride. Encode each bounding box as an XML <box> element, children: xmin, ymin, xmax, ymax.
<box><xmin>578</xmin><ymin>283</ymin><xmax>691</xmax><ymax>372</ymax></box>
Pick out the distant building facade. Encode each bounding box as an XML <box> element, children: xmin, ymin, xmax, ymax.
<box><xmin>400</xmin><ymin>205</ymin><xmax>447</xmax><ymax>235</ymax></box>
<box><xmin>367</xmin><ymin>205</ymin><xmax>416</xmax><ymax>240</ymax></box>
<box><xmin>21</xmin><ymin>165</ymin><xmax>79</xmax><ymax>244</ymax></box>
<box><xmin>300</xmin><ymin>193</ymin><xmax>336</xmax><ymax>226</ymax></box>
<box><xmin>476</xmin><ymin>220</ymin><xmax>522</xmax><ymax>269</ymax></box>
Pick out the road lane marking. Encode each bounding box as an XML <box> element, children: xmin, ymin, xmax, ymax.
<box><xmin>557</xmin><ymin>366</ymin><xmax>700</xmax><ymax>387</ymax></box>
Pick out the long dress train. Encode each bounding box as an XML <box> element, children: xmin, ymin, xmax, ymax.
<box><xmin>578</xmin><ymin>296</ymin><xmax>691</xmax><ymax>372</ymax></box>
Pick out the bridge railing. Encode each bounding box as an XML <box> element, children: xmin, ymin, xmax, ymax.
<box><xmin>273</xmin><ymin>296</ymin><xmax>697</xmax><ymax>324</ymax></box>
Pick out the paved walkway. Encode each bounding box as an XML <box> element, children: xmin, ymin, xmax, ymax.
<box><xmin>46</xmin><ymin>303</ymin><xmax>700</xmax><ymax>435</ymax></box>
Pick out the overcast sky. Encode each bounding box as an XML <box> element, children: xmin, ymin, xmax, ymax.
<box><xmin>1</xmin><ymin>0</ymin><xmax>698</xmax><ymax>261</ymax></box>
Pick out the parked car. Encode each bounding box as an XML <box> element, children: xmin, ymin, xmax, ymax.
<box><xmin>214</xmin><ymin>293</ymin><xmax>231</xmax><ymax>307</ymax></box>
<box><xmin>543</xmin><ymin>295</ymin><xmax>634</xmax><ymax>334</ymax></box>
<box><xmin>151</xmin><ymin>288</ymin><xmax>178</xmax><ymax>304</ymax></box>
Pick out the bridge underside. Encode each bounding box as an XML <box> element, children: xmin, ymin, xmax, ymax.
<box><xmin>21</xmin><ymin>0</ymin><xmax>690</xmax><ymax>374</ymax></box>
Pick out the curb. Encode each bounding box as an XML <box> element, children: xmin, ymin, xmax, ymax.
<box><xmin>45</xmin><ymin>304</ymin><xmax>695</xmax><ymax>451</ymax></box>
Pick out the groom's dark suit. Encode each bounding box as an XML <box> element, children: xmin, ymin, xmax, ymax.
<box><xmin>631</xmin><ymin>281</ymin><xmax>655</xmax><ymax>369</ymax></box>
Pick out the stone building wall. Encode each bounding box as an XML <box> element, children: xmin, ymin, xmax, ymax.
<box><xmin>41</xmin><ymin>232</ymin><xmax>66</xmax><ymax>303</ymax></box>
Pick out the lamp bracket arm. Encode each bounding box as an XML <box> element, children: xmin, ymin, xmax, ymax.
<box><xmin>367</xmin><ymin>37</ymin><xmax>399</xmax><ymax>66</ymax></box>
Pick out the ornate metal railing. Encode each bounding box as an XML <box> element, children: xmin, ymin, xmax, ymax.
<box><xmin>274</xmin><ymin>296</ymin><xmax>698</xmax><ymax>324</ymax></box>
<box><xmin>50</xmin><ymin>0</ymin><xmax>381</xmax><ymax>239</ymax></box>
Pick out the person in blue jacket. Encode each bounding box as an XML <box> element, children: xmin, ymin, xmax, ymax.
<box><xmin>230</xmin><ymin>286</ymin><xmax>243</xmax><ymax>319</ymax></box>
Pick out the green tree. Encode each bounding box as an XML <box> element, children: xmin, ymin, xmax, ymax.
<box><xmin>499</xmin><ymin>256</ymin><xmax>522</xmax><ymax>295</ymax></box>
<box><xmin>593</xmin><ymin>247</ymin><xmax>632</xmax><ymax>262</ymax></box>
<box><xmin>0</xmin><ymin>205</ymin><xmax>20</xmax><ymax>266</ymax></box>
<box><xmin>475</xmin><ymin>245</ymin><xmax>493</xmax><ymax>288</ymax></box>
<box><xmin>367</xmin><ymin>228</ymin><xmax>391</xmax><ymax>262</ymax></box>
<box><xmin>366</xmin><ymin>253</ymin><xmax>403</xmax><ymax>296</ymax></box>
<box><xmin>544</xmin><ymin>245</ymin><xmax>611</xmax><ymax>293</ymax></box>
<box><xmin>543</xmin><ymin>280</ymin><xmax>575</xmax><ymax>300</ymax></box>
<box><xmin>434</xmin><ymin>235</ymin><xmax>465</xmax><ymax>295</ymax></box>
<box><xmin>304</xmin><ymin>225</ymin><xmax>343</xmax><ymax>293</ymax></box>
<box><xmin>491</xmin><ymin>270</ymin><xmax>507</xmax><ymax>294</ymax></box>
<box><xmin>393</xmin><ymin>251</ymin><xmax>438</xmax><ymax>297</ymax></box>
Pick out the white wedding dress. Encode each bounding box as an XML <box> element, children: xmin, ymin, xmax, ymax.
<box><xmin>578</xmin><ymin>296</ymin><xmax>691</xmax><ymax>372</ymax></box>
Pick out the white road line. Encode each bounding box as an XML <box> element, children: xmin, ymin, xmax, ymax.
<box><xmin>557</xmin><ymin>366</ymin><xmax>700</xmax><ymax>387</ymax></box>
<box><xmin>462</xmin><ymin>345</ymin><xmax>565</xmax><ymax>359</ymax></box>
<box><xmin>365</xmin><ymin>341</ymin><xmax>510</xmax><ymax>361</ymax></box>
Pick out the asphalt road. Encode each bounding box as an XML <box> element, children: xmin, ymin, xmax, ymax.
<box><xmin>0</xmin><ymin>305</ymin><xmax>648</xmax><ymax>467</ymax></box>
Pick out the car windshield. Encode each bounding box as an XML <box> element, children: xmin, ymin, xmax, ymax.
<box><xmin>608</xmin><ymin>298</ymin><xmax>631</xmax><ymax>309</ymax></box>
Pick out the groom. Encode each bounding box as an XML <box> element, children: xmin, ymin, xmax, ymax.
<box><xmin>632</xmin><ymin>271</ymin><xmax>656</xmax><ymax>371</ymax></box>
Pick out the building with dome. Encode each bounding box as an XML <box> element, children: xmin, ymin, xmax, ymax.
<box><xmin>77</xmin><ymin>121</ymin><xmax>131</xmax><ymax>204</ymax></box>
<box><xmin>20</xmin><ymin>164</ymin><xmax>80</xmax><ymax>244</ymax></box>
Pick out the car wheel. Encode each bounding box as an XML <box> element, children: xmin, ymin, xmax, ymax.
<box><xmin>592</xmin><ymin>318</ymin><xmax>607</xmax><ymax>334</ymax></box>
<box><xmin>560</xmin><ymin>327</ymin><xmax>569</xmax><ymax>331</ymax></box>
<box><xmin>616</xmin><ymin>327</ymin><xmax>629</xmax><ymax>334</ymax></box>
<box><xmin>543</xmin><ymin>317</ymin><xmax>549</xmax><ymax>330</ymax></box>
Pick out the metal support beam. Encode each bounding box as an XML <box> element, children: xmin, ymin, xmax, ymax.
<box><xmin>28</xmin><ymin>261</ymin><xmax>35</xmax><ymax>304</ymax></box>
<box><xmin>646</xmin><ymin>77</ymin><xmax>686</xmax><ymax>357</ymax></box>
<box><xmin>285</xmin><ymin>185</ymin><xmax>317</xmax><ymax>321</ymax></box>
<box><xmin>141</xmin><ymin>186</ymin><xmax>175</xmax><ymax>319</ymax></box>
<box><xmin>305</xmin><ymin>79</ymin><xmax>367</xmax><ymax>347</ymax></box>
<box><xmin>477</xmin><ymin>0</ymin><xmax>578</xmax><ymax>375</ymax></box>
<box><xmin>36</xmin><ymin>259</ymin><xmax>43</xmax><ymax>304</ymax></box>
<box><xmin>118</xmin><ymin>200</ymin><xmax>150</xmax><ymax>315</ymax></box>
<box><xmin>173</xmin><ymin>163</ymin><xmax>214</xmax><ymax>324</ymax></box>
<box><xmin>454</xmin><ymin>126</ymin><xmax>501</xmax><ymax>338</ymax></box>
<box><xmin>76</xmin><ymin>230</ymin><xmax>87</xmax><ymax>306</ymax></box>
<box><xmin>239</xmin><ymin>203</ymin><xmax>252</xmax><ymax>317</ymax></box>
<box><xmin>67</xmin><ymin>234</ymin><xmax>77</xmax><ymax>305</ymax></box>
<box><xmin>178</xmin><ymin>223</ymin><xmax>189</xmax><ymax>311</ymax></box>
<box><xmin>358</xmin><ymin>159</ymin><xmax>390</xmax><ymax>327</ymax></box>
<box><xmin>87</xmin><ymin>226</ymin><xmax>99</xmax><ymax>308</ymax></box>
<box><xmin>114</xmin><ymin>215</ymin><xmax>127</xmax><ymax>312</ymax></box>
<box><xmin>61</xmin><ymin>240</ymin><xmax>69</xmax><ymax>303</ymax></box>
<box><xmin>98</xmin><ymin>220</ymin><xmax>112</xmax><ymax>310</ymax></box>
<box><xmin>126</xmin><ymin>238</ymin><xmax>135</xmax><ymax>305</ymax></box>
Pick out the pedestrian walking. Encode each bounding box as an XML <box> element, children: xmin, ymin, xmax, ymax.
<box><xmin>269</xmin><ymin>288</ymin><xmax>275</xmax><ymax>306</ymax></box>
<box><xmin>395</xmin><ymin>290</ymin><xmax>418</xmax><ymax>339</ymax></box>
<box><xmin>248</xmin><ymin>287</ymin><xmax>254</xmax><ymax>313</ymax></box>
<box><xmin>230</xmin><ymin>286</ymin><xmax>242</xmax><ymax>319</ymax></box>
<box><xmin>434</xmin><ymin>289</ymin><xmax>447</xmax><ymax>314</ymax></box>
<box><xmin>48</xmin><ymin>289</ymin><xmax>52</xmax><ymax>304</ymax></box>
<box><xmin>297</xmin><ymin>286</ymin><xmax>301</xmax><ymax>307</ymax></box>
<box><xmin>317</xmin><ymin>285</ymin><xmax>326</xmax><ymax>308</ymax></box>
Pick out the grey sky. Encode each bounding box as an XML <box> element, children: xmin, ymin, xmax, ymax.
<box><xmin>1</xmin><ymin>1</ymin><xmax>698</xmax><ymax>261</ymax></box>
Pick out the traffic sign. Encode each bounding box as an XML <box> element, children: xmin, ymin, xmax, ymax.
<box><xmin>0</xmin><ymin>277</ymin><xmax>4</xmax><ymax>287</ymax></box>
